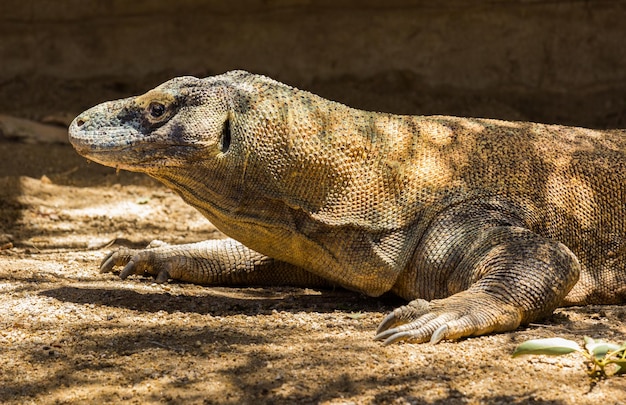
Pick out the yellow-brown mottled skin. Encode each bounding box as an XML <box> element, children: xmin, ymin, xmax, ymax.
<box><xmin>69</xmin><ymin>71</ymin><xmax>626</xmax><ymax>344</ymax></box>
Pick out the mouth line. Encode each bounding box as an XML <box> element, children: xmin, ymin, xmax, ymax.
<box><xmin>73</xmin><ymin>141</ymin><xmax>204</xmax><ymax>171</ymax></box>
<box><xmin>70</xmin><ymin>128</ymin><xmax>198</xmax><ymax>153</ymax></box>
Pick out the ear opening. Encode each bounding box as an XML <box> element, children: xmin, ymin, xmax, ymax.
<box><xmin>219</xmin><ymin>116</ymin><xmax>231</xmax><ymax>153</ymax></box>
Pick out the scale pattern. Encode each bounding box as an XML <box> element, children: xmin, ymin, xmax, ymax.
<box><xmin>69</xmin><ymin>71</ymin><xmax>626</xmax><ymax>343</ymax></box>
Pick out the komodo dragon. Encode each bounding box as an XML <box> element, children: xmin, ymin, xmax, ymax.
<box><xmin>68</xmin><ymin>70</ymin><xmax>626</xmax><ymax>344</ymax></box>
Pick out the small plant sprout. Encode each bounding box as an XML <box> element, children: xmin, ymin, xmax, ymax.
<box><xmin>513</xmin><ymin>336</ymin><xmax>626</xmax><ymax>379</ymax></box>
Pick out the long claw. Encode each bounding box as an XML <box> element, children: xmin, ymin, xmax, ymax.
<box><xmin>374</xmin><ymin>321</ymin><xmax>420</xmax><ymax>341</ymax></box>
<box><xmin>120</xmin><ymin>260</ymin><xmax>136</xmax><ymax>280</ymax></box>
<box><xmin>373</xmin><ymin>328</ymin><xmax>396</xmax><ymax>342</ymax></box>
<box><xmin>100</xmin><ymin>253</ymin><xmax>117</xmax><ymax>273</ymax></box>
<box><xmin>383</xmin><ymin>331</ymin><xmax>416</xmax><ymax>345</ymax></box>
<box><xmin>376</xmin><ymin>311</ymin><xmax>399</xmax><ymax>335</ymax></box>
<box><xmin>376</xmin><ymin>299</ymin><xmax>431</xmax><ymax>335</ymax></box>
<box><xmin>430</xmin><ymin>324</ymin><xmax>448</xmax><ymax>344</ymax></box>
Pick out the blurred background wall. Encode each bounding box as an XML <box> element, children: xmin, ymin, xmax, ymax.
<box><xmin>1</xmin><ymin>0</ymin><xmax>625</xmax><ymax>128</ymax></box>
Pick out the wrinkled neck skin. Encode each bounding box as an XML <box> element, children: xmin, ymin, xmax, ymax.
<box><xmin>149</xmin><ymin>83</ymin><xmax>429</xmax><ymax>295</ymax></box>
<box><xmin>125</xmin><ymin>75</ymin><xmax>438</xmax><ymax>233</ymax></box>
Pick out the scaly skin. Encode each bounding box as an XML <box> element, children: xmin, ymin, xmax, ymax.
<box><xmin>69</xmin><ymin>70</ymin><xmax>626</xmax><ymax>344</ymax></box>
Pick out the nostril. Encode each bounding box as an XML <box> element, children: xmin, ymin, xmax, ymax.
<box><xmin>76</xmin><ymin>118</ymin><xmax>85</xmax><ymax>127</ymax></box>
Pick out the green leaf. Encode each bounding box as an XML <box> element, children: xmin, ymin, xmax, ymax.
<box><xmin>597</xmin><ymin>343</ymin><xmax>622</xmax><ymax>357</ymax></box>
<box><xmin>512</xmin><ymin>338</ymin><xmax>582</xmax><ymax>357</ymax></box>
<box><xmin>584</xmin><ymin>338</ymin><xmax>622</xmax><ymax>359</ymax></box>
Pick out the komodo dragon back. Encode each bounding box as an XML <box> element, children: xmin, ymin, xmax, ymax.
<box><xmin>69</xmin><ymin>70</ymin><xmax>626</xmax><ymax>344</ymax></box>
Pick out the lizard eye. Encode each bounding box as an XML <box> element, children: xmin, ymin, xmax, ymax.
<box><xmin>148</xmin><ymin>102</ymin><xmax>166</xmax><ymax>118</ymax></box>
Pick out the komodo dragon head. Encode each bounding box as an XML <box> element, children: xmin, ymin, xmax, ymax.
<box><xmin>69</xmin><ymin>73</ymin><xmax>238</xmax><ymax>172</ymax></box>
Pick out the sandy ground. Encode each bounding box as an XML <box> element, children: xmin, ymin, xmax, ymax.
<box><xmin>1</xmin><ymin>141</ymin><xmax>625</xmax><ymax>404</ymax></box>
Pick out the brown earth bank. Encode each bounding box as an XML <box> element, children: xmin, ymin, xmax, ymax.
<box><xmin>1</xmin><ymin>140</ymin><xmax>625</xmax><ymax>405</ymax></box>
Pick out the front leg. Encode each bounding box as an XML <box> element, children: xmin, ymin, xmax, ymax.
<box><xmin>100</xmin><ymin>238</ymin><xmax>332</xmax><ymax>288</ymax></box>
<box><xmin>376</xmin><ymin>202</ymin><xmax>581</xmax><ymax>344</ymax></box>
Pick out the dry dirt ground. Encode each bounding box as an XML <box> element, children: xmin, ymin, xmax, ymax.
<box><xmin>1</xmin><ymin>141</ymin><xmax>625</xmax><ymax>405</ymax></box>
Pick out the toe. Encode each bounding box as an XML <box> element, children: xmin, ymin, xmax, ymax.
<box><xmin>99</xmin><ymin>253</ymin><xmax>117</xmax><ymax>273</ymax></box>
<box><xmin>376</xmin><ymin>299</ymin><xmax>431</xmax><ymax>335</ymax></box>
<box><xmin>119</xmin><ymin>259</ymin><xmax>137</xmax><ymax>280</ymax></box>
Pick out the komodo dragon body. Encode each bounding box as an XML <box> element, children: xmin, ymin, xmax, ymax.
<box><xmin>69</xmin><ymin>70</ymin><xmax>626</xmax><ymax>344</ymax></box>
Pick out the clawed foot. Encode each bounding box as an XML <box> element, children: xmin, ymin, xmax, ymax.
<box><xmin>99</xmin><ymin>244</ymin><xmax>179</xmax><ymax>283</ymax></box>
<box><xmin>374</xmin><ymin>299</ymin><xmax>447</xmax><ymax>344</ymax></box>
<box><xmin>374</xmin><ymin>293</ymin><xmax>522</xmax><ymax>345</ymax></box>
